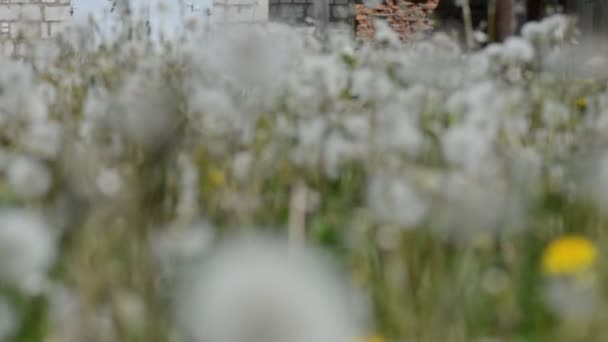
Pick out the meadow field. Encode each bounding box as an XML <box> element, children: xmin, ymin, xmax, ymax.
<box><xmin>0</xmin><ymin>4</ymin><xmax>606</xmax><ymax>341</ymax></box>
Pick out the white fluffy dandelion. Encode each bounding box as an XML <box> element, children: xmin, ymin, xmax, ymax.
<box><xmin>367</xmin><ymin>173</ymin><xmax>429</xmax><ymax>228</ymax></box>
<box><xmin>114</xmin><ymin>68</ymin><xmax>178</xmax><ymax>150</ymax></box>
<box><xmin>431</xmin><ymin>172</ymin><xmax>526</xmax><ymax>242</ymax></box>
<box><xmin>96</xmin><ymin>167</ymin><xmax>123</xmax><ymax>198</ymax></box>
<box><xmin>22</xmin><ymin>120</ymin><xmax>63</xmax><ymax>160</ymax></box>
<box><xmin>0</xmin><ymin>209</ymin><xmax>55</xmax><ymax>291</ymax></box>
<box><xmin>177</xmin><ymin>233</ymin><xmax>363</xmax><ymax>342</ymax></box>
<box><xmin>8</xmin><ymin>155</ymin><xmax>52</xmax><ymax>200</ymax></box>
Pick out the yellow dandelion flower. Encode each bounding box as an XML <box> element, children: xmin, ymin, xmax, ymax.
<box><xmin>208</xmin><ymin>167</ymin><xmax>226</xmax><ymax>187</ymax></box>
<box><xmin>576</xmin><ymin>97</ymin><xmax>587</xmax><ymax>110</ymax></box>
<box><xmin>542</xmin><ymin>235</ymin><xmax>597</xmax><ymax>276</ymax></box>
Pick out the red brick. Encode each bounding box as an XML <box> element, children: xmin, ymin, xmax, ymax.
<box><xmin>355</xmin><ymin>0</ymin><xmax>438</xmax><ymax>42</ymax></box>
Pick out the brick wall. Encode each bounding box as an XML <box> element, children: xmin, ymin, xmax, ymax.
<box><xmin>269</xmin><ymin>0</ymin><xmax>352</xmax><ymax>26</ymax></box>
<box><xmin>0</xmin><ymin>0</ymin><xmax>72</xmax><ymax>55</ymax></box>
<box><xmin>356</xmin><ymin>0</ymin><xmax>437</xmax><ymax>41</ymax></box>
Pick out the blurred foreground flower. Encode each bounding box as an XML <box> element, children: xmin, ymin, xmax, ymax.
<box><xmin>8</xmin><ymin>156</ymin><xmax>52</xmax><ymax>201</ymax></box>
<box><xmin>176</xmin><ymin>233</ymin><xmax>365</xmax><ymax>342</ymax></box>
<box><xmin>0</xmin><ymin>209</ymin><xmax>55</xmax><ymax>292</ymax></box>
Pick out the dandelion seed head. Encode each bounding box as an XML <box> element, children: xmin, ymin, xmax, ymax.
<box><xmin>177</xmin><ymin>233</ymin><xmax>363</xmax><ymax>342</ymax></box>
<box><xmin>432</xmin><ymin>172</ymin><xmax>526</xmax><ymax>242</ymax></box>
<box><xmin>323</xmin><ymin>132</ymin><xmax>367</xmax><ymax>179</ymax></box>
<box><xmin>442</xmin><ymin>123</ymin><xmax>496</xmax><ymax>175</ymax></box>
<box><xmin>115</xmin><ymin>70</ymin><xmax>177</xmax><ymax>150</ymax></box>
<box><xmin>0</xmin><ymin>209</ymin><xmax>55</xmax><ymax>291</ymax></box>
<box><xmin>367</xmin><ymin>173</ymin><xmax>429</xmax><ymax>228</ymax></box>
<box><xmin>544</xmin><ymin>276</ymin><xmax>598</xmax><ymax>322</ymax></box>
<box><xmin>96</xmin><ymin>167</ymin><xmax>122</xmax><ymax>198</ymax></box>
<box><xmin>22</xmin><ymin>120</ymin><xmax>63</xmax><ymax>160</ymax></box>
<box><xmin>8</xmin><ymin>156</ymin><xmax>52</xmax><ymax>200</ymax></box>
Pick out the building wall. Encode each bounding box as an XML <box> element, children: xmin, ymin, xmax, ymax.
<box><xmin>268</xmin><ymin>0</ymin><xmax>352</xmax><ymax>27</ymax></box>
<box><xmin>210</xmin><ymin>0</ymin><xmax>269</xmax><ymax>24</ymax></box>
<box><xmin>0</xmin><ymin>0</ymin><xmax>72</xmax><ymax>55</ymax></box>
<box><xmin>356</xmin><ymin>0</ymin><xmax>437</xmax><ymax>41</ymax></box>
<box><xmin>568</xmin><ymin>0</ymin><xmax>608</xmax><ymax>35</ymax></box>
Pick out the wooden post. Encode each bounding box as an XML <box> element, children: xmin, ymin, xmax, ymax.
<box><xmin>526</xmin><ymin>0</ymin><xmax>544</xmax><ymax>21</ymax></box>
<box><xmin>488</xmin><ymin>0</ymin><xmax>497</xmax><ymax>41</ymax></box>
<box><xmin>564</xmin><ymin>0</ymin><xmax>576</xmax><ymax>13</ymax></box>
<box><xmin>496</xmin><ymin>0</ymin><xmax>515</xmax><ymax>41</ymax></box>
<box><xmin>461</xmin><ymin>0</ymin><xmax>474</xmax><ymax>49</ymax></box>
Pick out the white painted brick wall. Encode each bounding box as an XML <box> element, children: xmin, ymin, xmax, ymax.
<box><xmin>44</xmin><ymin>5</ymin><xmax>71</xmax><ymax>21</ymax></box>
<box><xmin>0</xmin><ymin>0</ymin><xmax>72</xmax><ymax>56</ymax></box>
<box><xmin>0</xmin><ymin>0</ymin><xmax>274</xmax><ymax>56</ymax></box>
<box><xmin>210</xmin><ymin>0</ymin><xmax>269</xmax><ymax>24</ymax></box>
